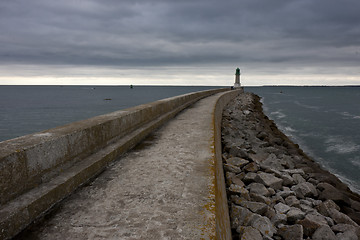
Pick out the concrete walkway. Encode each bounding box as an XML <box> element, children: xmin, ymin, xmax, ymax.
<box><xmin>20</xmin><ymin>93</ymin><xmax>224</xmax><ymax>240</ymax></box>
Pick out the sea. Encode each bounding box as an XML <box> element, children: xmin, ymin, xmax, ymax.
<box><xmin>247</xmin><ymin>86</ymin><xmax>360</xmax><ymax>194</ymax></box>
<box><xmin>0</xmin><ymin>85</ymin><xmax>359</xmax><ymax>194</ymax></box>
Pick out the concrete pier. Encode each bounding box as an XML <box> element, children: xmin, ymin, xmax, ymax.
<box><xmin>1</xmin><ymin>89</ymin><xmax>239</xmax><ymax>239</ymax></box>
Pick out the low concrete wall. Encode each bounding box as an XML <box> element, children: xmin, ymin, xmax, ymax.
<box><xmin>212</xmin><ymin>90</ymin><xmax>241</xmax><ymax>239</ymax></box>
<box><xmin>0</xmin><ymin>88</ymin><xmax>227</xmax><ymax>240</ymax></box>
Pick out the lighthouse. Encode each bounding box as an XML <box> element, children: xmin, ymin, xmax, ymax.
<box><xmin>234</xmin><ymin>68</ymin><xmax>241</xmax><ymax>88</ymax></box>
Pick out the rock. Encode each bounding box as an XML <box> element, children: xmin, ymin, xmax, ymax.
<box><xmin>292</xmin><ymin>173</ymin><xmax>306</xmax><ymax>184</ymax></box>
<box><xmin>267</xmin><ymin>188</ymin><xmax>275</xmax><ymax>196</ymax></box>
<box><xmin>226</xmin><ymin>172</ymin><xmax>245</xmax><ymax>187</ymax></box>
<box><xmin>312</xmin><ymin>225</ymin><xmax>336</xmax><ymax>240</ymax></box>
<box><xmin>271</xmin><ymin>194</ymin><xmax>285</xmax><ymax>205</ymax></box>
<box><xmin>226</xmin><ymin>157</ymin><xmax>249</xmax><ymax>168</ymax></box>
<box><xmin>237</xmin><ymin>226</ymin><xmax>263</xmax><ymax>240</ymax></box>
<box><xmin>291</xmin><ymin>182</ymin><xmax>318</xmax><ymax>199</ymax></box>
<box><xmin>243</xmin><ymin>172</ymin><xmax>257</xmax><ymax>184</ymax></box>
<box><xmin>299</xmin><ymin>204</ymin><xmax>316</xmax><ymax>214</ymax></box>
<box><xmin>278</xmin><ymin>224</ymin><xmax>303</xmax><ymax>240</ymax></box>
<box><xmin>271</xmin><ymin>213</ymin><xmax>287</xmax><ymax>226</ymax></box>
<box><xmin>328</xmin><ymin>208</ymin><xmax>358</xmax><ymax>226</ymax></box>
<box><xmin>317</xmin><ymin>199</ymin><xmax>340</xmax><ymax>217</ymax></box>
<box><xmin>250</xmin><ymin>193</ymin><xmax>271</xmax><ymax>205</ymax></box>
<box><xmin>240</xmin><ymin>201</ymin><xmax>268</xmax><ymax>215</ymax></box>
<box><xmin>224</xmin><ymin>163</ymin><xmax>242</xmax><ymax>174</ymax></box>
<box><xmin>250</xmin><ymin>214</ymin><xmax>276</xmax><ymax>238</ymax></box>
<box><xmin>243</xmin><ymin>162</ymin><xmax>259</xmax><ymax>172</ymax></box>
<box><xmin>274</xmin><ymin>202</ymin><xmax>291</xmax><ymax>214</ymax></box>
<box><xmin>230</xmin><ymin>204</ymin><xmax>253</xmax><ymax>228</ymax></box>
<box><xmin>256</xmin><ymin>131</ymin><xmax>268</xmax><ymax>140</ymax></box>
<box><xmin>276</xmin><ymin>189</ymin><xmax>295</xmax><ymax>199</ymax></box>
<box><xmin>332</xmin><ymin>223</ymin><xmax>358</xmax><ymax>233</ymax></box>
<box><xmin>229</xmin><ymin>146</ymin><xmax>249</xmax><ymax>159</ymax></box>
<box><xmin>286</xmin><ymin>208</ymin><xmax>305</xmax><ymax>223</ymax></box>
<box><xmin>248</xmin><ymin>182</ymin><xmax>271</xmax><ymax>197</ymax></box>
<box><xmin>336</xmin><ymin>230</ymin><xmax>358</xmax><ymax>240</ymax></box>
<box><xmin>281</xmin><ymin>174</ymin><xmax>295</xmax><ymax>186</ymax></box>
<box><xmin>261</xmin><ymin>153</ymin><xmax>283</xmax><ymax>170</ymax></box>
<box><xmin>285</xmin><ymin>195</ymin><xmax>300</xmax><ymax>207</ymax></box>
<box><xmin>229</xmin><ymin>184</ymin><xmax>251</xmax><ymax>200</ymax></box>
<box><xmin>282</xmin><ymin>168</ymin><xmax>305</xmax><ymax>176</ymax></box>
<box><xmin>255</xmin><ymin>172</ymin><xmax>283</xmax><ymax>190</ymax></box>
<box><xmin>350</xmin><ymin>199</ymin><xmax>360</xmax><ymax>212</ymax></box>
<box><xmin>317</xmin><ymin>182</ymin><xmax>351</xmax><ymax>206</ymax></box>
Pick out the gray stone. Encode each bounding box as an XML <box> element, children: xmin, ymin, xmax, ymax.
<box><xmin>237</xmin><ymin>226</ymin><xmax>262</xmax><ymax>240</ymax></box>
<box><xmin>278</xmin><ymin>224</ymin><xmax>303</xmax><ymax>240</ymax></box>
<box><xmin>285</xmin><ymin>195</ymin><xmax>300</xmax><ymax>207</ymax></box>
<box><xmin>229</xmin><ymin>184</ymin><xmax>251</xmax><ymax>200</ymax></box>
<box><xmin>282</xmin><ymin>168</ymin><xmax>305</xmax><ymax>176</ymax></box>
<box><xmin>229</xmin><ymin>146</ymin><xmax>249</xmax><ymax>159</ymax></box>
<box><xmin>328</xmin><ymin>208</ymin><xmax>358</xmax><ymax>226</ymax></box>
<box><xmin>226</xmin><ymin>157</ymin><xmax>249</xmax><ymax>168</ymax></box>
<box><xmin>271</xmin><ymin>213</ymin><xmax>287</xmax><ymax>226</ymax></box>
<box><xmin>331</xmin><ymin>223</ymin><xmax>358</xmax><ymax>233</ymax></box>
<box><xmin>312</xmin><ymin>225</ymin><xmax>336</xmax><ymax>240</ymax></box>
<box><xmin>255</xmin><ymin>172</ymin><xmax>283</xmax><ymax>190</ymax></box>
<box><xmin>291</xmin><ymin>182</ymin><xmax>318</xmax><ymax>199</ymax></box>
<box><xmin>274</xmin><ymin>202</ymin><xmax>291</xmax><ymax>214</ymax></box>
<box><xmin>299</xmin><ymin>204</ymin><xmax>316</xmax><ymax>214</ymax></box>
<box><xmin>297</xmin><ymin>213</ymin><xmax>329</xmax><ymax>237</ymax></box>
<box><xmin>230</xmin><ymin>204</ymin><xmax>254</xmax><ymax>228</ymax></box>
<box><xmin>287</xmin><ymin>208</ymin><xmax>305</xmax><ymax>223</ymax></box>
<box><xmin>336</xmin><ymin>230</ymin><xmax>358</xmax><ymax>240</ymax></box>
<box><xmin>243</xmin><ymin>162</ymin><xmax>259</xmax><ymax>172</ymax></box>
<box><xmin>250</xmin><ymin>193</ymin><xmax>271</xmax><ymax>205</ymax></box>
<box><xmin>317</xmin><ymin>183</ymin><xmax>351</xmax><ymax>206</ymax></box>
<box><xmin>267</xmin><ymin>187</ymin><xmax>275</xmax><ymax>196</ymax></box>
<box><xmin>277</xmin><ymin>189</ymin><xmax>295</xmax><ymax>199</ymax></box>
<box><xmin>240</xmin><ymin>201</ymin><xmax>268</xmax><ymax>215</ymax></box>
<box><xmin>224</xmin><ymin>163</ymin><xmax>241</xmax><ymax>174</ymax></box>
<box><xmin>261</xmin><ymin>153</ymin><xmax>283</xmax><ymax>170</ymax></box>
<box><xmin>317</xmin><ymin>199</ymin><xmax>340</xmax><ymax>217</ymax></box>
<box><xmin>281</xmin><ymin>173</ymin><xmax>295</xmax><ymax>186</ymax></box>
<box><xmin>293</xmin><ymin>173</ymin><xmax>306</xmax><ymax>184</ymax></box>
<box><xmin>250</xmin><ymin>214</ymin><xmax>276</xmax><ymax>238</ymax></box>
<box><xmin>248</xmin><ymin>182</ymin><xmax>271</xmax><ymax>197</ymax></box>
<box><xmin>243</xmin><ymin>172</ymin><xmax>257</xmax><ymax>184</ymax></box>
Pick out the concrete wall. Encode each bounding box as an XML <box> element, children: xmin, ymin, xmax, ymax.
<box><xmin>0</xmin><ymin>88</ymin><xmax>227</xmax><ymax>240</ymax></box>
<box><xmin>212</xmin><ymin>90</ymin><xmax>240</xmax><ymax>240</ymax></box>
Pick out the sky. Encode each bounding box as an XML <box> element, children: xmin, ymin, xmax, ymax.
<box><xmin>1</xmin><ymin>0</ymin><xmax>360</xmax><ymax>86</ymax></box>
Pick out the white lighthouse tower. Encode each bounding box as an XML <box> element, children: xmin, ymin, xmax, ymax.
<box><xmin>234</xmin><ymin>67</ymin><xmax>241</xmax><ymax>88</ymax></box>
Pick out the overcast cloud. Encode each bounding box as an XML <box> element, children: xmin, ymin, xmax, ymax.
<box><xmin>0</xmin><ymin>0</ymin><xmax>360</xmax><ymax>85</ymax></box>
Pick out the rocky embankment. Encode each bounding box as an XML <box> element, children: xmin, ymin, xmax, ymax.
<box><xmin>222</xmin><ymin>92</ymin><xmax>360</xmax><ymax>240</ymax></box>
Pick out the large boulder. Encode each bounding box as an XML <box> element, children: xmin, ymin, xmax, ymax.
<box><xmin>278</xmin><ymin>224</ymin><xmax>303</xmax><ymax>240</ymax></box>
<box><xmin>297</xmin><ymin>213</ymin><xmax>329</xmax><ymax>237</ymax></box>
<box><xmin>291</xmin><ymin>182</ymin><xmax>318</xmax><ymax>199</ymax></box>
<box><xmin>248</xmin><ymin>182</ymin><xmax>271</xmax><ymax>197</ymax></box>
<box><xmin>237</xmin><ymin>226</ymin><xmax>262</xmax><ymax>240</ymax></box>
<box><xmin>255</xmin><ymin>172</ymin><xmax>283</xmax><ymax>190</ymax></box>
<box><xmin>312</xmin><ymin>225</ymin><xmax>336</xmax><ymax>240</ymax></box>
<box><xmin>317</xmin><ymin>182</ymin><xmax>351</xmax><ymax>206</ymax></box>
<box><xmin>226</xmin><ymin>157</ymin><xmax>249</xmax><ymax>168</ymax></box>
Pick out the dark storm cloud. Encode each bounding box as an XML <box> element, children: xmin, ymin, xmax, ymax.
<box><xmin>1</xmin><ymin>0</ymin><xmax>360</xmax><ymax>69</ymax></box>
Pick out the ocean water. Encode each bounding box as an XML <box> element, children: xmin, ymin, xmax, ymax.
<box><xmin>0</xmin><ymin>85</ymin><xmax>221</xmax><ymax>142</ymax></box>
<box><xmin>247</xmin><ymin>86</ymin><xmax>360</xmax><ymax>194</ymax></box>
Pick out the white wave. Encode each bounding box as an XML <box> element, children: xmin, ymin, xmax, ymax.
<box><xmin>350</xmin><ymin>157</ymin><xmax>360</xmax><ymax>168</ymax></box>
<box><xmin>294</xmin><ymin>101</ymin><xmax>320</xmax><ymax>110</ymax></box>
<box><xmin>284</xmin><ymin>126</ymin><xmax>297</xmax><ymax>132</ymax></box>
<box><xmin>353</xmin><ymin>116</ymin><xmax>360</xmax><ymax>119</ymax></box>
<box><xmin>270</xmin><ymin>110</ymin><xmax>286</xmax><ymax>119</ymax></box>
<box><xmin>325</xmin><ymin>137</ymin><xmax>360</xmax><ymax>154</ymax></box>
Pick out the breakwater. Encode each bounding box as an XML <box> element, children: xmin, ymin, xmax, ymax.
<box><xmin>222</xmin><ymin>92</ymin><xmax>360</xmax><ymax>239</ymax></box>
<box><xmin>0</xmin><ymin>88</ymin><xmax>233</xmax><ymax>240</ymax></box>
